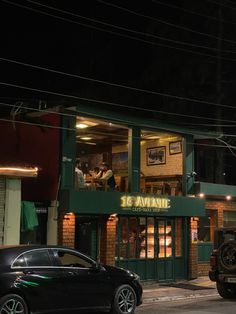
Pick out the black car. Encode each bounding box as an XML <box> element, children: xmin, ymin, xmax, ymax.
<box><xmin>0</xmin><ymin>245</ymin><xmax>142</xmax><ymax>314</ymax></box>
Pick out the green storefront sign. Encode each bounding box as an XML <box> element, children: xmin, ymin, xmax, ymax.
<box><xmin>60</xmin><ymin>190</ymin><xmax>205</xmax><ymax>217</ymax></box>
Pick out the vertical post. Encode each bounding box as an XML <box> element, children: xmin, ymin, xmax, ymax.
<box><xmin>4</xmin><ymin>178</ymin><xmax>21</xmax><ymax>245</ymax></box>
<box><xmin>128</xmin><ymin>127</ymin><xmax>140</xmax><ymax>193</ymax></box>
<box><xmin>182</xmin><ymin>135</ymin><xmax>195</xmax><ymax>195</ymax></box>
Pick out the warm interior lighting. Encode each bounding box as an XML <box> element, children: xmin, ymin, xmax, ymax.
<box><xmin>80</xmin><ymin>137</ymin><xmax>92</xmax><ymax>140</ymax></box>
<box><xmin>199</xmin><ymin>193</ymin><xmax>205</xmax><ymax>198</ymax></box>
<box><xmin>76</xmin><ymin>123</ymin><xmax>89</xmax><ymax>129</ymax></box>
<box><xmin>226</xmin><ymin>195</ymin><xmax>232</xmax><ymax>200</ymax></box>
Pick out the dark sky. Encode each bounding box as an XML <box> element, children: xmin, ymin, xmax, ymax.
<box><xmin>1</xmin><ymin>0</ymin><xmax>236</xmax><ymax>137</ymax></box>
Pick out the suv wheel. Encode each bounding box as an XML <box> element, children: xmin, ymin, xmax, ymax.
<box><xmin>217</xmin><ymin>282</ymin><xmax>236</xmax><ymax>299</ymax></box>
<box><xmin>219</xmin><ymin>241</ymin><xmax>236</xmax><ymax>271</ymax></box>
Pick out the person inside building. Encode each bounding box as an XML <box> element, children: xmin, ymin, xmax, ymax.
<box><xmin>75</xmin><ymin>160</ymin><xmax>86</xmax><ymax>189</ymax></box>
<box><xmin>95</xmin><ymin>162</ymin><xmax>116</xmax><ymax>190</ymax></box>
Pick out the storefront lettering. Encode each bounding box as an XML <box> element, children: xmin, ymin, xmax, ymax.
<box><xmin>120</xmin><ymin>195</ymin><xmax>170</xmax><ymax>213</ymax></box>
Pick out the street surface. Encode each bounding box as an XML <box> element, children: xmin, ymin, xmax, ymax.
<box><xmin>136</xmin><ymin>295</ymin><xmax>236</xmax><ymax>314</ymax></box>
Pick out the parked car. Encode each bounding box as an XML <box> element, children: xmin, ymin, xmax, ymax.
<box><xmin>0</xmin><ymin>245</ymin><xmax>142</xmax><ymax>314</ymax></box>
<box><xmin>209</xmin><ymin>227</ymin><xmax>236</xmax><ymax>298</ymax></box>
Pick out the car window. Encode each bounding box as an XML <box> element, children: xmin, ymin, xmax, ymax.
<box><xmin>13</xmin><ymin>249</ymin><xmax>52</xmax><ymax>267</ymax></box>
<box><xmin>54</xmin><ymin>249</ymin><xmax>93</xmax><ymax>268</ymax></box>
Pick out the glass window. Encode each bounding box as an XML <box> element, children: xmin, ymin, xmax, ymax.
<box><xmin>139</xmin><ymin>218</ymin><xmax>146</xmax><ymax>259</ymax></box>
<box><xmin>75</xmin><ymin>116</ymin><xmax>128</xmax><ymax>192</ymax></box>
<box><xmin>224</xmin><ymin>211</ymin><xmax>236</xmax><ymax>228</ymax></box>
<box><xmin>158</xmin><ymin>220</ymin><xmax>172</xmax><ymax>258</ymax></box>
<box><xmin>18</xmin><ymin>250</ymin><xmax>52</xmax><ymax>267</ymax></box>
<box><xmin>147</xmin><ymin>217</ymin><xmax>154</xmax><ymax>258</ymax></box>
<box><xmin>198</xmin><ymin>210</ymin><xmax>217</xmax><ymax>242</ymax></box>
<box><xmin>12</xmin><ymin>255</ymin><xmax>26</xmax><ymax>267</ymax></box>
<box><xmin>54</xmin><ymin>250</ymin><xmax>93</xmax><ymax>268</ymax></box>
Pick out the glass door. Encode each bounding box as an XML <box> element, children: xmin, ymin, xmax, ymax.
<box><xmin>156</xmin><ymin>219</ymin><xmax>174</xmax><ymax>281</ymax></box>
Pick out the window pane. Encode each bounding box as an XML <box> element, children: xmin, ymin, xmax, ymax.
<box><xmin>13</xmin><ymin>255</ymin><xmax>26</xmax><ymax>267</ymax></box>
<box><xmin>198</xmin><ymin>215</ymin><xmax>210</xmax><ymax>242</ymax></box>
<box><xmin>224</xmin><ymin>211</ymin><xmax>236</xmax><ymax>228</ymax></box>
<box><xmin>166</xmin><ymin>220</ymin><xmax>172</xmax><ymax>257</ymax></box>
<box><xmin>139</xmin><ymin>217</ymin><xmax>146</xmax><ymax>259</ymax></box>
<box><xmin>147</xmin><ymin>218</ymin><xmax>154</xmax><ymax>258</ymax></box>
<box><xmin>55</xmin><ymin>250</ymin><xmax>93</xmax><ymax>268</ymax></box>
<box><xmin>129</xmin><ymin>218</ymin><xmax>137</xmax><ymax>258</ymax></box>
<box><xmin>24</xmin><ymin>250</ymin><xmax>51</xmax><ymax>267</ymax></box>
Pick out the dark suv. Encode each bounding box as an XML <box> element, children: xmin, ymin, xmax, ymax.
<box><xmin>209</xmin><ymin>228</ymin><xmax>236</xmax><ymax>298</ymax></box>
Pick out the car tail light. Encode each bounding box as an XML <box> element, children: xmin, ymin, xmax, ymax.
<box><xmin>210</xmin><ymin>254</ymin><xmax>217</xmax><ymax>267</ymax></box>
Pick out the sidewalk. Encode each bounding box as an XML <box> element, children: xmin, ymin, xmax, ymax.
<box><xmin>142</xmin><ymin>277</ymin><xmax>217</xmax><ymax>304</ymax></box>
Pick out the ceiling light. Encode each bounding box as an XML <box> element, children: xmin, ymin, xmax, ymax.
<box><xmin>199</xmin><ymin>193</ymin><xmax>205</xmax><ymax>198</ymax></box>
<box><xmin>76</xmin><ymin>123</ymin><xmax>88</xmax><ymax>129</ymax></box>
<box><xmin>226</xmin><ymin>195</ymin><xmax>232</xmax><ymax>200</ymax></box>
<box><xmin>80</xmin><ymin>137</ymin><xmax>92</xmax><ymax>141</ymax></box>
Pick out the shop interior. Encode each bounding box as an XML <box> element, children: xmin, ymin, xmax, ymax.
<box><xmin>76</xmin><ymin>115</ymin><xmax>183</xmax><ymax>195</ymax></box>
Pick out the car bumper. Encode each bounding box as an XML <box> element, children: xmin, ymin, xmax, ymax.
<box><xmin>209</xmin><ymin>270</ymin><xmax>236</xmax><ymax>283</ymax></box>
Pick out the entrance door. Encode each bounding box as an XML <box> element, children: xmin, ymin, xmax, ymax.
<box><xmin>75</xmin><ymin>217</ymin><xmax>99</xmax><ymax>259</ymax></box>
<box><xmin>155</xmin><ymin>219</ymin><xmax>174</xmax><ymax>281</ymax></box>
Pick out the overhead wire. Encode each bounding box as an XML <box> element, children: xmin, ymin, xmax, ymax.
<box><xmin>1</xmin><ymin>83</ymin><xmax>236</xmax><ymax>131</ymax></box>
<box><xmin>2</xmin><ymin>0</ymin><xmax>236</xmax><ymax>62</ymax></box>
<box><xmin>97</xmin><ymin>0</ymin><xmax>236</xmax><ymax>48</ymax></box>
<box><xmin>1</xmin><ymin>57</ymin><xmax>236</xmax><ymax>111</ymax></box>
<box><xmin>23</xmin><ymin>0</ymin><xmax>236</xmax><ymax>54</ymax></box>
<box><xmin>151</xmin><ymin>0</ymin><xmax>236</xmax><ymax>26</ymax></box>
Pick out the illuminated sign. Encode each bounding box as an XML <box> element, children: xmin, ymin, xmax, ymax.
<box><xmin>120</xmin><ymin>195</ymin><xmax>170</xmax><ymax>213</ymax></box>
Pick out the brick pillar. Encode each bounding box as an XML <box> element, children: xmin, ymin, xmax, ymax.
<box><xmin>188</xmin><ymin>217</ymin><xmax>198</xmax><ymax>279</ymax></box>
<box><xmin>58</xmin><ymin>212</ymin><xmax>75</xmax><ymax>248</ymax></box>
<box><xmin>100</xmin><ymin>216</ymin><xmax>117</xmax><ymax>266</ymax></box>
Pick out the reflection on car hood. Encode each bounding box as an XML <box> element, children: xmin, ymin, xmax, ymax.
<box><xmin>103</xmin><ymin>265</ymin><xmax>138</xmax><ymax>279</ymax></box>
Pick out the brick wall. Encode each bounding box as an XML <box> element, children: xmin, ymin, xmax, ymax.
<box><xmin>189</xmin><ymin>218</ymin><xmax>198</xmax><ymax>279</ymax></box>
<box><xmin>196</xmin><ymin>199</ymin><xmax>236</xmax><ymax>276</ymax></box>
<box><xmin>58</xmin><ymin>213</ymin><xmax>75</xmax><ymax>248</ymax></box>
<box><xmin>100</xmin><ymin>216</ymin><xmax>117</xmax><ymax>266</ymax></box>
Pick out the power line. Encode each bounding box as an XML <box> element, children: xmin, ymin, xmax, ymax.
<box><xmin>152</xmin><ymin>0</ymin><xmax>236</xmax><ymax>26</ymax></box>
<box><xmin>1</xmin><ymin>56</ymin><xmax>236</xmax><ymax>111</ymax></box>
<box><xmin>98</xmin><ymin>0</ymin><xmax>236</xmax><ymax>48</ymax></box>
<box><xmin>21</xmin><ymin>0</ymin><xmax>236</xmax><ymax>55</ymax></box>
<box><xmin>1</xmin><ymin>114</ymin><xmax>235</xmax><ymax>149</ymax></box>
<box><xmin>205</xmin><ymin>0</ymin><xmax>236</xmax><ymax>11</ymax></box>
<box><xmin>22</xmin><ymin>0</ymin><xmax>236</xmax><ymax>55</ymax></box>
<box><xmin>1</xmin><ymin>82</ymin><xmax>236</xmax><ymax>129</ymax></box>
<box><xmin>2</xmin><ymin>0</ymin><xmax>236</xmax><ymax>62</ymax></box>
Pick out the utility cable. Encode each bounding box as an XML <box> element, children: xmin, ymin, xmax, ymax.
<box><xmin>152</xmin><ymin>0</ymin><xmax>236</xmax><ymax>26</ymax></box>
<box><xmin>98</xmin><ymin>0</ymin><xmax>236</xmax><ymax>48</ymax></box>
<box><xmin>2</xmin><ymin>0</ymin><xmax>236</xmax><ymax>62</ymax></box>
<box><xmin>1</xmin><ymin>82</ymin><xmax>236</xmax><ymax>128</ymax></box>
<box><xmin>21</xmin><ymin>0</ymin><xmax>236</xmax><ymax>54</ymax></box>
<box><xmin>1</xmin><ymin>57</ymin><xmax>236</xmax><ymax>111</ymax></box>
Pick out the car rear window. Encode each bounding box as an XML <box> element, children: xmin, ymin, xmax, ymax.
<box><xmin>13</xmin><ymin>249</ymin><xmax>52</xmax><ymax>267</ymax></box>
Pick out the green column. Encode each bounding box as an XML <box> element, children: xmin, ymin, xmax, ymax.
<box><xmin>182</xmin><ymin>135</ymin><xmax>195</xmax><ymax>195</ymax></box>
<box><xmin>128</xmin><ymin>127</ymin><xmax>140</xmax><ymax>193</ymax></box>
<box><xmin>61</xmin><ymin>115</ymin><xmax>76</xmax><ymax>189</ymax></box>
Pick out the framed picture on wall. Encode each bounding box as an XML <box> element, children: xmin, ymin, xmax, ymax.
<box><xmin>146</xmin><ymin>146</ymin><xmax>166</xmax><ymax>166</ymax></box>
<box><xmin>169</xmin><ymin>141</ymin><xmax>182</xmax><ymax>155</ymax></box>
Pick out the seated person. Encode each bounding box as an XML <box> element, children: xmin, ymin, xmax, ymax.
<box><xmin>75</xmin><ymin>161</ymin><xmax>86</xmax><ymax>189</ymax></box>
<box><xmin>95</xmin><ymin>162</ymin><xmax>116</xmax><ymax>190</ymax></box>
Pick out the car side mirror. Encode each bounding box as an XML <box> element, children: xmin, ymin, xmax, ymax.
<box><xmin>91</xmin><ymin>262</ymin><xmax>104</xmax><ymax>272</ymax></box>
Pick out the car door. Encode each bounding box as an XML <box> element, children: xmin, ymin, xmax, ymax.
<box><xmin>12</xmin><ymin>248</ymin><xmax>66</xmax><ymax>313</ymax></box>
<box><xmin>52</xmin><ymin>248</ymin><xmax>112</xmax><ymax>311</ymax></box>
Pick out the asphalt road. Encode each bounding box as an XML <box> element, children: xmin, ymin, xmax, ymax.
<box><xmin>136</xmin><ymin>295</ymin><xmax>236</xmax><ymax>314</ymax></box>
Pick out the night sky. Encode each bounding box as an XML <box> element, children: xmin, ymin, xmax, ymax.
<box><xmin>1</xmin><ymin>0</ymin><xmax>236</xmax><ymax>142</ymax></box>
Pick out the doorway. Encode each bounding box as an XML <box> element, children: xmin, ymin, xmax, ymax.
<box><xmin>74</xmin><ymin>217</ymin><xmax>99</xmax><ymax>259</ymax></box>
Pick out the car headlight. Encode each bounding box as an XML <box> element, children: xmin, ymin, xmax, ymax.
<box><xmin>126</xmin><ymin>270</ymin><xmax>140</xmax><ymax>281</ymax></box>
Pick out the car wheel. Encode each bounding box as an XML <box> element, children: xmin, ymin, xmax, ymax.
<box><xmin>219</xmin><ymin>241</ymin><xmax>236</xmax><ymax>271</ymax></box>
<box><xmin>111</xmin><ymin>284</ymin><xmax>137</xmax><ymax>314</ymax></box>
<box><xmin>0</xmin><ymin>294</ymin><xmax>28</xmax><ymax>314</ymax></box>
<box><xmin>217</xmin><ymin>282</ymin><xmax>236</xmax><ymax>299</ymax></box>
